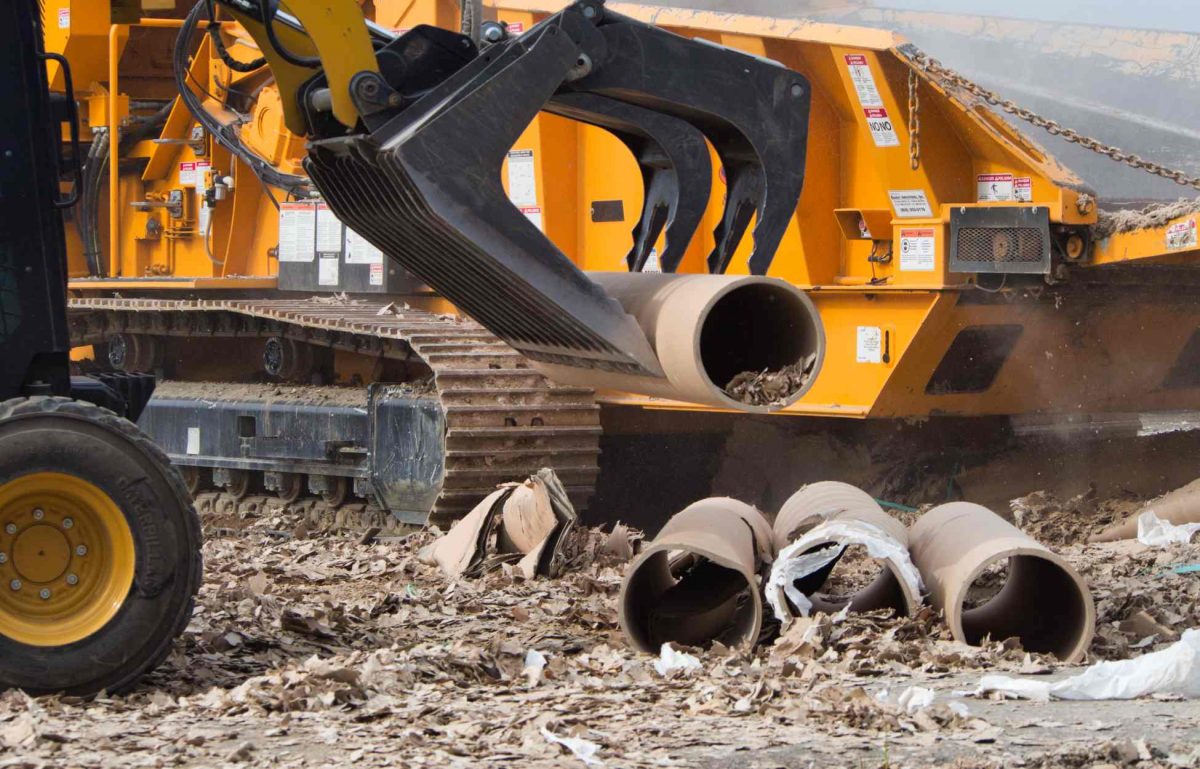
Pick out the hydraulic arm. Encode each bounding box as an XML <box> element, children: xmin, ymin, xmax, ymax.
<box><xmin>213</xmin><ymin>0</ymin><xmax>814</xmax><ymax>377</ymax></box>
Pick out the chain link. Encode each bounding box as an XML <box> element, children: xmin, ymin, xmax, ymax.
<box><xmin>907</xmin><ymin>67</ymin><xmax>921</xmax><ymax>171</ymax></box>
<box><xmin>904</xmin><ymin>47</ymin><xmax>1200</xmax><ymax>191</ymax></box>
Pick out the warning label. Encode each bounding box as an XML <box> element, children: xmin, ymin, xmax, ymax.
<box><xmin>978</xmin><ymin>173</ymin><xmax>1015</xmax><ymax>202</ymax></box>
<box><xmin>315</xmin><ymin>204</ymin><xmax>343</xmax><ymax>255</ymax></box>
<box><xmin>888</xmin><ymin>189</ymin><xmax>933</xmax><ymax>218</ymax></box>
<box><xmin>899</xmin><ymin>227</ymin><xmax>936</xmax><ymax>272</ymax></box>
<box><xmin>856</xmin><ymin>326</ymin><xmax>883</xmax><ymax>364</ymax></box>
<box><xmin>1014</xmin><ymin>177</ymin><xmax>1033</xmax><ymax>202</ymax></box>
<box><xmin>58</xmin><ymin>8</ymin><xmax>70</xmax><ymax>29</ymax></box>
<box><xmin>507</xmin><ymin>21</ymin><xmax>525</xmax><ymax>34</ymax></box>
<box><xmin>278</xmin><ymin>203</ymin><xmax>316</xmax><ymax>263</ymax></box>
<box><xmin>506</xmin><ymin>149</ymin><xmax>537</xmax><ymax>207</ymax></box>
<box><xmin>844</xmin><ymin>54</ymin><xmax>883</xmax><ymax>108</ymax></box>
<box><xmin>369</xmin><ymin>263</ymin><xmax>385</xmax><ymax>287</ymax></box>
<box><xmin>521</xmin><ymin>206</ymin><xmax>543</xmax><ymax>231</ymax></box>
<box><xmin>345</xmin><ymin>228</ymin><xmax>383</xmax><ymax>265</ymax></box>
<box><xmin>1167</xmin><ymin>219</ymin><xmax>1198</xmax><ymax>251</ymax></box>
<box><xmin>863</xmin><ymin>108</ymin><xmax>899</xmax><ymax>148</ymax></box>
<box><xmin>318</xmin><ymin>254</ymin><xmax>339</xmax><ymax>286</ymax></box>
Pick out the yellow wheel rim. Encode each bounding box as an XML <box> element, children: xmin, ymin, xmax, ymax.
<box><xmin>0</xmin><ymin>472</ymin><xmax>135</xmax><ymax>647</ymax></box>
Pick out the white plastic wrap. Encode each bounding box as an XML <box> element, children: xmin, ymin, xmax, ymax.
<box><xmin>765</xmin><ymin>519</ymin><xmax>924</xmax><ymax>622</ymax></box>
<box><xmin>975</xmin><ymin>630</ymin><xmax>1200</xmax><ymax>701</ymax></box>
<box><xmin>1138</xmin><ymin>511</ymin><xmax>1200</xmax><ymax>547</ymax></box>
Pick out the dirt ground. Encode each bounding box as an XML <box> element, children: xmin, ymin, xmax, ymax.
<box><xmin>1</xmin><ymin>484</ymin><xmax>1199</xmax><ymax>769</ymax></box>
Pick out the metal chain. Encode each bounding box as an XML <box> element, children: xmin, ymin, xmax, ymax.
<box><xmin>907</xmin><ymin>68</ymin><xmax>921</xmax><ymax>171</ymax></box>
<box><xmin>905</xmin><ymin>47</ymin><xmax>1200</xmax><ymax>191</ymax></box>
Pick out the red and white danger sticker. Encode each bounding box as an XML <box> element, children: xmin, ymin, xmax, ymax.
<box><xmin>1014</xmin><ymin>177</ymin><xmax>1033</xmax><ymax>202</ymax></box>
<box><xmin>1167</xmin><ymin>219</ymin><xmax>1198</xmax><ymax>251</ymax></box>
<box><xmin>844</xmin><ymin>54</ymin><xmax>883</xmax><ymax>108</ymax></box>
<box><xmin>899</xmin><ymin>227</ymin><xmax>936</xmax><ymax>272</ymax></box>
<box><xmin>863</xmin><ymin>108</ymin><xmax>899</xmax><ymax>148</ymax></box>
<box><xmin>507</xmin><ymin>21</ymin><xmax>525</xmax><ymax>34</ymax></box>
<box><xmin>521</xmin><ymin>206</ymin><xmax>543</xmax><ymax>231</ymax></box>
<box><xmin>977</xmin><ymin>173</ymin><xmax>1014</xmax><ymax>202</ymax></box>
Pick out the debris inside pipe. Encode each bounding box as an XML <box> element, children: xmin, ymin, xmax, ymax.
<box><xmin>619</xmin><ymin>498</ymin><xmax>774</xmax><ymax>653</ymax></box>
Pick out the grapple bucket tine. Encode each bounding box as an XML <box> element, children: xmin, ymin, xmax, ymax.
<box><xmin>547</xmin><ymin>93</ymin><xmax>712</xmax><ymax>273</ymax></box>
<box><xmin>567</xmin><ymin>7</ymin><xmax>810</xmax><ymax>275</ymax></box>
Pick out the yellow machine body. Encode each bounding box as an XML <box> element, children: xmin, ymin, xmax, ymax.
<box><xmin>54</xmin><ymin>0</ymin><xmax>1200</xmax><ymax>421</ymax></box>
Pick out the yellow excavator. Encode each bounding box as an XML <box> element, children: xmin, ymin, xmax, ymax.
<box><xmin>14</xmin><ymin>0</ymin><xmax>1200</xmax><ymax>692</ymax></box>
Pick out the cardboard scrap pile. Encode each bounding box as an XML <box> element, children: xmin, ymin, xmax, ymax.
<box><xmin>421</xmin><ymin>469</ymin><xmax>594</xmax><ymax>580</ymax></box>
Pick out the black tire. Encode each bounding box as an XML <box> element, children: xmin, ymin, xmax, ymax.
<box><xmin>0</xmin><ymin>397</ymin><xmax>202</xmax><ymax>695</ymax></box>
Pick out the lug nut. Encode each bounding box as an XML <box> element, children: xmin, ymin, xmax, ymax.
<box><xmin>62</xmin><ymin>518</ymin><xmax>73</xmax><ymax>530</ymax></box>
<box><xmin>4</xmin><ymin>524</ymin><xmax>15</xmax><ymax>535</ymax></box>
<box><xmin>39</xmin><ymin>588</ymin><xmax>50</xmax><ymax>600</ymax></box>
<box><xmin>32</xmin><ymin>509</ymin><xmax>44</xmax><ymax>521</ymax></box>
<box><xmin>0</xmin><ymin>553</ymin><xmax>6</xmax><ymax>564</ymax></box>
<box><xmin>9</xmin><ymin>580</ymin><xmax>21</xmax><ymax>591</ymax></box>
<box><xmin>76</xmin><ymin>545</ymin><xmax>88</xmax><ymax>557</ymax></box>
<box><xmin>66</xmin><ymin>573</ymin><xmax>78</xmax><ymax>586</ymax></box>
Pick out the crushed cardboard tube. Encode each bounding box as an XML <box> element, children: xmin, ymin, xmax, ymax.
<box><xmin>419</xmin><ymin>469</ymin><xmax>577</xmax><ymax>579</ymax></box>
<box><xmin>1091</xmin><ymin>477</ymin><xmax>1200</xmax><ymax>543</ymax></box>
<box><xmin>619</xmin><ymin>497</ymin><xmax>775</xmax><ymax>653</ymax></box>
<box><xmin>909</xmin><ymin>502</ymin><xmax>1095</xmax><ymax>663</ymax></box>
<box><xmin>768</xmin><ymin>482</ymin><xmax>922</xmax><ymax>621</ymax></box>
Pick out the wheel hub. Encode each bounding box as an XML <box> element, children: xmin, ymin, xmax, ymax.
<box><xmin>12</xmin><ymin>524</ymin><xmax>71</xmax><ymax>583</ymax></box>
<box><xmin>0</xmin><ymin>473</ymin><xmax>135</xmax><ymax>647</ymax></box>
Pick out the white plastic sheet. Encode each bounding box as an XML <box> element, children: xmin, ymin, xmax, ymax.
<box><xmin>1138</xmin><ymin>510</ymin><xmax>1200</xmax><ymax>547</ymax></box>
<box><xmin>766</xmin><ymin>519</ymin><xmax>924</xmax><ymax>622</ymax></box>
<box><xmin>897</xmin><ymin>686</ymin><xmax>936</xmax><ymax>714</ymax></box>
<box><xmin>652</xmin><ymin>643</ymin><xmax>702</xmax><ymax>677</ymax></box>
<box><xmin>540</xmin><ymin>726</ymin><xmax>604</xmax><ymax>766</ymax></box>
<box><xmin>975</xmin><ymin>630</ymin><xmax>1200</xmax><ymax>701</ymax></box>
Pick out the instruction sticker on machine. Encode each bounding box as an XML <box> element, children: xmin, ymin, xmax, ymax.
<box><xmin>977</xmin><ymin>173</ymin><xmax>1014</xmax><ymax>202</ymax></box>
<box><xmin>888</xmin><ymin>189</ymin><xmax>933</xmax><ymax>218</ymax></box>
<box><xmin>278</xmin><ymin>202</ymin><xmax>316</xmax><ymax>262</ymax></box>
<box><xmin>863</xmin><ymin>108</ymin><xmax>899</xmax><ymax>148</ymax></box>
<box><xmin>1167</xmin><ymin>219</ymin><xmax>1198</xmax><ymax>251</ymax></box>
<box><xmin>899</xmin><ymin>227</ymin><xmax>936</xmax><ymax>271</ymax></box>
<box><xmin>506</xmin><ymin>149</ymin><xmax>538</xmax><ymax>207</ymax></box>
<box><xmin>844</xmin><ymin>54</ymin><xmax>883</xmax><ymax>108</ymax></box>
<box><xmin>856</xmin><ymin>326</ymin><xmax>883</xmax><ymax>364</ymax></box>
<box><xmin>344</xmin><ymin>228</ymin><xmax>384</xmax><ymax>265</ymax></box>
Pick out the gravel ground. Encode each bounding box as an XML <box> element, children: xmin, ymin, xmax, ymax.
<box><xmin>1</xmin><ymin>486</ymin><xmax>1198</xmax><ymax>769</ymax></box>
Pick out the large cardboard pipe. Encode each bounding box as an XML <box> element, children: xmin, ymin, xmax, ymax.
<box><xmin>537</xmin><ymin>273</ymin><xmax>825</xmax><ymax>412</ymax></box>
<box><xmin>910</xmin><ymin>502</ymin><xmax>1095</xmax><ymax>662</ymax></box>
<box><xmin>619</xmin><ymin>498</ymin><xmax>775</xmax><ymax>652</ymax></box>
<box><xmin>769</xmin><ymin>482</ymin><xmax>921</xmax><ymax>620</ymax></box>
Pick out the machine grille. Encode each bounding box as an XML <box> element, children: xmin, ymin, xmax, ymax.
<box><xmin>949</xmin><ymin>207</ymin><xmax>1052</xmax><ymax>275</ymax></box>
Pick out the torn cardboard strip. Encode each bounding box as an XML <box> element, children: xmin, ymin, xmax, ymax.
<box><xmin>419</xmin><ymin>468</ymin><xmax>577</xmax><ymax>579</ymax></box>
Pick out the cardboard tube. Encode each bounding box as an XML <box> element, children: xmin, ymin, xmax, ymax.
<box><xmin>769</xmin><ymin>482</ymin><xmax>921</xmax><ymax>619</ymax></box>
<box><xmin>910</xmin><ymin>502</ymin><xmax>1095</xmax><ymax>662</ymax></box>
<box><xmin>619</xmin><ymin>498</ymin><xmax>774</xmax><ymax>652</ymax></box>
<box><xmin>536</xmin><ymin>273</ymin><xmax>824</xmax><ymax>412</ymax></box>
<box><xmin>1090</xmin><ymin>477</ymin><xmax>1200</xmax><ymax>542</ymax></box>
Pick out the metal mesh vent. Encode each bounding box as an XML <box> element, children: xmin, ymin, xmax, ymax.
<box><xmin>950</xmin><ymin>207</ymin><xmax>1051</xmax><ymax>275</ymax></box>
<box><xmin>957</xmin><ymin>227</ymin><xmax>1044</xmax><ymax>265</ymax></box>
